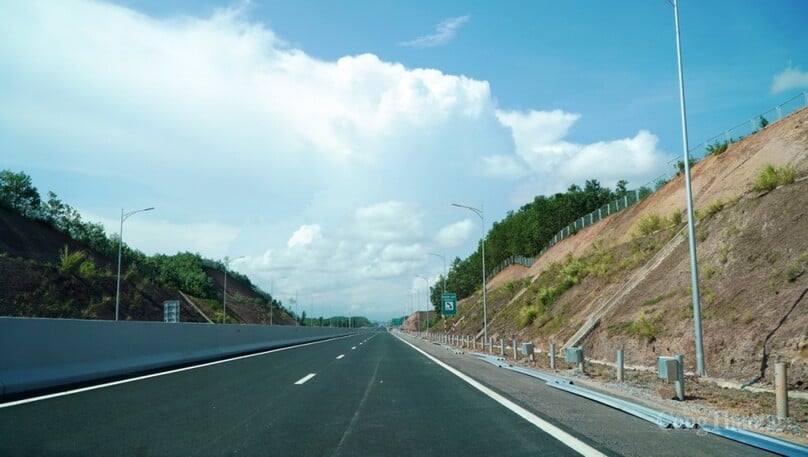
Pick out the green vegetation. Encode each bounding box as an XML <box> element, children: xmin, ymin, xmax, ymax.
<box><xmin>706</xmin><ymin>140</ymin><xmax>729</xmax><ymax>156</ymax></box>
<box><xmin>758</xmin><ymin>115</ymin><xmax>769</xmax><ymax>129</ymax></box>
<box><xmin>642</xmin><ymin>291</ymin><xmax>676</xmax><ymax>307</ymax></box>
<box><xmin>607</xmin><ymin>315</ymin><xmax>661</xmax><ymax>343</ymax></box>
<box><xmin>635</xmin><ymin>213</ymin><xmax>662</xmax><ymax>236</ymax></box>
<box><xmin>668</xmin><ymin>209</ymin><xmax>683</xmax><ymax>226</ymax></box>
<box><xmin>700</xmin><ymin>200</ymin><xmax>725</xmax><ymax>219</ymax></box>
<box><xmin>627</xmin><ymin>314</ymin><xmax>664</xmax><ymax>343</ymax></box>
<box><xmin>675</xmin><ymin>158</ymin><xmax>695</xmax><ymax>175</ymax></box>
<box><xmin>518</xmin><ymin>305</ymin><xmax>540</xmax><ymax>328</ymax></box>
<box><xmin>786</xmin><ymin>263</ymin><xmax>802</xmax><ymax>283</ymax></box>
<box><xmin>718</xmin><ymin>245</ymin><xmax>730</xmax><ymax>264</ymax></box>
<box><xmin>753</xmin><ymin>164</ymin><xmax>797</xmax><ymax>191</ymax></box>
<box><xmin>59</xmin><ymin>246</ymin><xmax>86</xmax><ymax>273</ymax></box>
<box><xmin>430</xmin><ymin>178</ymin><xmax>637</xmax><ymax>308</ymax></box>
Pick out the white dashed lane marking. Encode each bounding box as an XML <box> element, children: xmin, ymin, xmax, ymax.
<box><xmin>294</xmin><ymin>373</ymin><xmax>317</xmax><ymax>385</ymax></box>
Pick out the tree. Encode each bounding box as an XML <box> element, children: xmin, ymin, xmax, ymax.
<box><xmin>0</xmin><ymin>170</ymin><xmax>41</xmax><ymax>217</ymax></box>
<box><xmin>758</xmin><ymin>115</ymin><xmax>769</xmax><ymax>129</ymax></box>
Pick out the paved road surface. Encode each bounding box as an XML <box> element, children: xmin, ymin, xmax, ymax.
<box><xmin>0</xmin><ymin>330</ymin><xmax>773</xmax><ymax>456</ymax></box>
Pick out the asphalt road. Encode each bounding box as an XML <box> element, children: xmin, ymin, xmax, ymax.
<box><xmin>0</xmin><ymin>330</ymin><xmax>774</xmax><ymax>456</ymax></box>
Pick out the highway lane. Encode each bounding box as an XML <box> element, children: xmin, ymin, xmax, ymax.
<box><xmin>1</xmin><ymin>330</ymin><xmax>592</xmax><ymax>456</ymax></box>
<box><xmin>0</xmin><ymin>330</ymin><xmax>776</xmax><ymax>456</ymax></box>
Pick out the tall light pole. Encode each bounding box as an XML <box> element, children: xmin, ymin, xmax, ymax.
<box><xmin>416</xmin><ymin>274</ymin><xmax>430</xmax><ymax>334</ymax></box>
<box><xmin>115</xmin><ymin>206</ymin><xmax>154</xmax><ymax>321</ymax></box>
<box><xmin>427</xmin><ymin>252</ymin><xmax>446</xmax><ymax>294</ymax></box>
<box><xmin>452</xmin><ymin>203</ymin><xmax>487</xmax><ymax>343</ymax></box>
<box><xmin>670</xmin><ymin>0</ymin><xmax>705</xmax><ymax>376</ymax></box>
<box><xmin>222</xmin><ymin>256</ymin><xmax>245</xmax><ymax>324</ymax></box>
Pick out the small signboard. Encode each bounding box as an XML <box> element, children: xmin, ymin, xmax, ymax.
<box><xmin>441</xmin><ymin>293</ymin><xmax>457</xmax><ymax>316</ymax></box>
<box><xmin>163</xmin><ymin>300</ymin><xmax>180</xmax><ymax>323</ymax></box>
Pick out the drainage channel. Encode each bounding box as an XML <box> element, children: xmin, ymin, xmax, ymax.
<box><xmin>470</xmin><ymin>353</ymin><xmax>808</xmax><ymax>456</ymax></box>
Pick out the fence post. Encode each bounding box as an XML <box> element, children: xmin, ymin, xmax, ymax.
<box><xmin>776</xmin><ymin>362</ymin><xmax>789</xmax><ymax>419</ymax></box>
<box><xmin>500</xmin><ymin>338</ymin><xmax>505</xmax><ymax>356</ymax></box>
<box><xmin>513</xmin><ymin>338</ymin><xmax>518</xmax><ymax>360</ymax></box>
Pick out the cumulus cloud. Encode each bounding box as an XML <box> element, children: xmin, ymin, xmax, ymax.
<box><xmin>354</xmin><ymin>201</ymin><xmax>424</xmax><ymax>242</ymax></box>
<box><xmin>771</xmin><ymin>64</ymin><xmax>808</xmax><ymax>93</ymax></box>
<box><xmin>0</xmin><ymin>2</ymin><xmax>673</xmax><ymax>319</ymax></box>
<box><xmin>287</xmin><ymin>224</ymin><xmax>322</xmax><ymax>248</ymax></box>
<box><xmin>490</xmin><ymin>108</ymin><xmax>668</xmax><ymax>195</ymax></box>
<box><xmin>399</xmin><ymin>15</ymin><xmax>470</xmax><ymax>48</ymax></box>
<box><xmin>434</xmin><ymin>219</ymin><xmax>475</xmax><ymax>247</ymax></box>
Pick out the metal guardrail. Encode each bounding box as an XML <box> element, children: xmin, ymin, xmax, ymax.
<box><xmin>701</xmin><ymin>426</ymin><xmax>808</xmax><ymax>457</ymax></box>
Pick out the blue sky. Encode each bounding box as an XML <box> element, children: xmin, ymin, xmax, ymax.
<box><xmin>2</xmin><ymin>1</ymin><xmax>807</xmax><ymax>321</ymax></box>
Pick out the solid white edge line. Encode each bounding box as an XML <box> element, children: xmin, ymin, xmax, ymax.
<box><xmin>0</xmin><ymin>334</ymin><xmax>356</xmax><ymax>409</ymax></box>
<box><xmin>393</xmin><ymin>333</ymin><xmax>605</xmax><ymax>457</ymax></box>
<box><xmin>336</xmin><ymin>354</ymin><xmax>345</xmax><ymax>359</ymax></box>
<box><xmin>294</xmin><ymin>373</ymin><xmax>317</xmax><ymax>385</ymax></box>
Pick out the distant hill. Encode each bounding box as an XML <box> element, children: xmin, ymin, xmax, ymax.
<box><xmin>0</xmin><ymin>205</ymin><xmax>294</xmax><ymax>324</ymax></box>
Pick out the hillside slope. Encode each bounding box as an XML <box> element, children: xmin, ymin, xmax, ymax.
<box><xmin>445</xmin><ymin>106</ymin><xmax>808</xmax><ymax>389</ymax></box>
<box><xmin>0</xmin><ymin>207</ymin><xmax>294</xmax><ymax>324</ymax></box>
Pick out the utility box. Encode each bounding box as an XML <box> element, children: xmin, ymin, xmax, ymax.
<box><xmin>521</xmin><ymin>343</ymin><xmax>534</xmax><ymax>356</ymax></box>
<box><xmin>657</xmin><ymin>356</ymin><xmax>679</xmax><ymax>382</ymax></box>
<box><xmin>564</xmin><ymin>347</ymin><xmax>583</xmax><ymax>364</ymax></box>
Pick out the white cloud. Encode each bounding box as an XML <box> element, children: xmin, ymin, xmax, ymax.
<box><xmin>435</xmin><ymin>219</ymin><xmax>475</xmax><ymax>247</ymax></box>
<box><xmin>354</xmin><ymin>201</ymin><xmax>424</xmax><ymax>242</ymax></box>
<box><xmin>82</xmin><ymin>209</ymin><xmax>240</xmax><ymax>258</ymax></box>
<box><xmin>772</xmin><ymin>65</ymin><xmax>808</xmax><ymax>93</ymax></box>
<box><xmin>287</xmin><ymin>224</ymin><xmax>322</xmax><ymax>248</ymax></box>
<box><xmin>492</xmin><ymin>109</ymin><xmax>667</xmax><ymax>196</ymax></box>
<box><xmin>0</xmin><ymin>2</ymin><xmax>674</xmax><ymax>320</ymax></box>
<box><xmin>399</xmin><ymin>15</ymin><xmax>470</xmax><ymax>48</ymax></box>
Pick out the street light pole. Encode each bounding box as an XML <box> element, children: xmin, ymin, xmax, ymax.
<box><xmin>670</xmin><ymin>0</ymin><xmax>705</xmax><ymax>376</ymax></box>
<box><xmin>222</xmin><ymin>256</ymin><xmax>245</xmax><ymax>324</ymax></box>
<box><xmin>416</xmin><ymin>274</ymin><xmax>430</xmax><ymax>334</ymax></box>
<box><xmin>115</xmin><ymin>206</ymin><xmax>154</xmax><ymax>321</ymax></box>
<box><xmin>451</xmin><ymin>203</ymin><xmax>487</xmax><ymax>343</ymax></box>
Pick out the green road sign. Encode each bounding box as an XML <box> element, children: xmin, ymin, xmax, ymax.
<box><xmin>441</xmin><ymin>293</ymin><xmax>457</xmax><ymax>316</ymax></box>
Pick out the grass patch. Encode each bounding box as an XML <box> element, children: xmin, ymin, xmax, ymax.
<box><xmin>642</xmin><ymin>291</ymin><xmax>676</xmax><ymax>307</ymax></box>
<box><xmin>786</xmin><ymin>263</ymin><xmax>802</xmax><ymax>283</ymax></box>
<box><xmin>517</xmin><ymin>305</ymin><xmax>540</xmax><ymax>328</ymax></box>
<box><xmin>702</xmin><ymin>264</ymin><xmax>716</xmax><ymax>280</ymax></box>
<box><xmin>718</xmin><ymin>245</ymin><xmax>730</xmax><ymax>264</ymax></box>
<box><xmin>706</xmin><ymin>140</ymin><xmax>728</xmax><ymax>156</ymax></box>
<box><xmin>753</xmin><ymin>164</ymin><xmax>797</xmax><ymax>191</ymax></box>
<box><xmin>635</xmin><ymin>213</ymin><xmax>662</xmax><ymax>236</ymax></box>
<box><xmin>668</xmin><ymin>209</ymin><xmax>683</xmax><ymax>226</ymax></box>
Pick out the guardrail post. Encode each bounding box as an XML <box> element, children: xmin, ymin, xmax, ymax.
<box><xmin>776</xmin><ymin>362</ymin><xmax>789</xmax><ymax>419</ymax></box>
<box><xmin>617</xmin><ymin>349</ymin><xmax>624</xmax><ymax>382</ymax></box>
<box><xmin>549</xmin><ymin>342</ymin><xmax>556</xmax><ymax>369</ymax></box>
